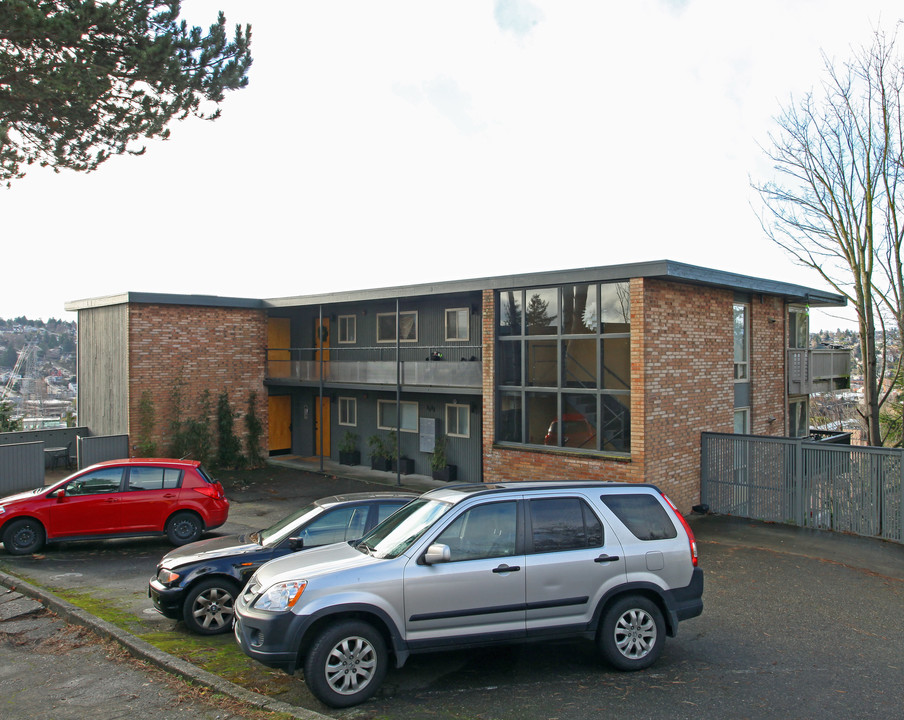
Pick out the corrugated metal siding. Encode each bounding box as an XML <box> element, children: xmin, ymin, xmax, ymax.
<box><xmin>330</xmin><ymin>390</ymin><xmax>482</xmax><ymax>481</ymax></box>
<box><xmin>78</xmin><ymin>304</ymin><xmax>129</xmax><ymax>436</ymax></box>
<box><xmin>0</xmin><ymin>442</ymin><xmax>45</xmax><ymax>494</ymax></box>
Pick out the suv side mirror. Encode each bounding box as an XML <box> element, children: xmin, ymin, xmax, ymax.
<box><xmin>424</xmin><ymin>543</ymin><xmax>451</xmax><ymax>565</ymax></box>
<box><xmin>288</xmin><ymin>537</ymin><xmax>305</xmax><ymax>551</ymax></box>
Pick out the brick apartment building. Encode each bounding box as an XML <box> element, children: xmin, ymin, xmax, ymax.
<box><xmin>65</xmin><ymin>260</ymin><xmax>849</xmax><ymax>512</ymax></box>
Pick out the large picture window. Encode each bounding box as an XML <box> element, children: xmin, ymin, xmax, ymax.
<box><xmin>496</xmin><ymin>282</ymin><xmax>631</xmax><ymax>454</ymax></box>
<box><xmin>377</xmin><ymin>311</ymin><xmax>418</xmax><ymax>343</ymax></box>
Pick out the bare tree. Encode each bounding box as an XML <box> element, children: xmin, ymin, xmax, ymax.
<box><xmin>754</xmin><ymin>29</ymin><xmax>904</xmax><ymax>446</ymax></box>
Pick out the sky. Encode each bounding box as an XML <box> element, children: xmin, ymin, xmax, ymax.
<box><xmin>3</xmin><ymin>0</ymin><xmax>900</xmax><ymax>331</ymax></box>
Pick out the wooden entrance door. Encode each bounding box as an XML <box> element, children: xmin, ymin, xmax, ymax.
<box><xmin>315</xmin><ymin>397</ymin><xmax>330</xmax><ymax>456</ymax></box>
<box><xmin>268</xmin><ymin>395</ymin><xmax>292</xmax><ymax>455</ymax></box>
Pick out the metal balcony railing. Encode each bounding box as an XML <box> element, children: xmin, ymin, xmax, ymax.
<box><xmin>787</xmin><ymin>348</ymin><xmax>851</xmax><ymax>395</ymax></box>
<box><xmin>266</xmin><ymin>345</ymin><xmax>483</xmax><ymax>389</ymax></box>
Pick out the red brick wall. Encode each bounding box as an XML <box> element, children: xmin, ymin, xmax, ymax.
<box><xmin>127</xmin><ymin>304</ymin><xmax>268</xmax><ymax>459</ymax></box>
<box><xmin>750</xmin><ymin>295</ymin><xmax>786</xmax><ymax>436</ymax></box>
<box><xmin>481</xmin><ymin>278</ymin><xmax>764</xmax><ymax>513</ymax></box>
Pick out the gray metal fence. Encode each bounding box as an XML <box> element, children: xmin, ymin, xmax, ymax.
<box><xmin>78</xmin><ymin>434</ymin><xmax>129</xmax><ymax>468</ymax></box>
<box><xmin>701</xmin><ymin>432</ymin><xmax>903</xmax><ymax>544</ymax></box>
<box><xmin>0</xmin><ymin>442</ymin><xmax>45</xmax><ymax>495</ymax></box>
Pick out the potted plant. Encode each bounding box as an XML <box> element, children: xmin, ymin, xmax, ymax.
<box><xmin>430</xmin><ymin>435</ymin><xmax>457</xmax><ymax>482</ymax></box>
<box><xmin>338</xmin><ymin>431</ymin><xmax>360</xmax><ymax>465</ymax></box>
<box><xmin>367</xmin><ymin>434</ymin><xmax>391</xmax><ymax>471</ymax></box>
<box><xmin>387</xmin><ymin>430</ymin><xmax>414</xmax><ymax>475</ymax></box>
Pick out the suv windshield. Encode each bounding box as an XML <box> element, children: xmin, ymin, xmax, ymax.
<box><xmin>256</xmin><ymin>503</ymin><xmax>320</xmax><ymax>547</ymax></box>
<box><xmin>357</xmin><ymin>498</ymin><xmax>451</xmax><ymax>559</ymax></box>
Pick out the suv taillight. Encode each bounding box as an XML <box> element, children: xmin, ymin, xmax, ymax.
<box><xmin>662</xmin><ymin>494</ymin><xmax>698</xmax><ymax>567</ymax></box>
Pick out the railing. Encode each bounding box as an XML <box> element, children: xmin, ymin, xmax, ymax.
<box><xmin>701</xmin><ymin>432</ymin><xmax>902</xmax><ymax>544</ymax></box>
<box><xmin>266</xmin><ymin>345</ymin><xmax>483</xmax><ymax>389</ymax></box>
<box><xmin>787</xmin><ymin>348</ymin><xmax>850</xmax><ymax>394</ymax></box>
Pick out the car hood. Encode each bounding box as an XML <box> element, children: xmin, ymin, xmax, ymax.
<box><xmin>160</xmin><ymin>534</ymin><xmax>261</xmax><ymax>568</ymax></box>
<box><xmin>0</xmin><ymin>486</ymin><xmax>48</xmax><ymax>506</ymax></box>
<box><xmin>252</xmin><ymin>541</ymin><xmax>371</xmax><ymax>586</ymax></box>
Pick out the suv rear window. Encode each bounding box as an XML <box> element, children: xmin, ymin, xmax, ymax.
<box><xmin>601</xmin><ymin>493</ymin><xmax>677</xmax><ymax>541</ymax></box>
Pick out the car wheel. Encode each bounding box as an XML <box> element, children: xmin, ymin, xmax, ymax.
<box><xmin>182</xmin><ymin>578</ymin><xmax>239</xmax><ymax>635</ymax></box>
<box><xmin>165</xmin><ymin>512</ymin><xmax>202</xmax><ymax>546</ymax></box>
<box><xmin>598</xmin><ymin>595</ymin><xmax>665</xmax><ymax>671</ymax></box>
<box><xmin>303</xmin><ymin>620</ymin><xmax>388</xmax><ymax>708</ymax></box>
<box><xmin>3</xmin><ymin>518</ymin><xmax>46</xmax><ymax>555</ymax></box>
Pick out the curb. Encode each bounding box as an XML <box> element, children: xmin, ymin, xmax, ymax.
<box><xmin>0</xmin><ymin>569</ymin><xmax>330</xmax><ymax>720</ymax></box>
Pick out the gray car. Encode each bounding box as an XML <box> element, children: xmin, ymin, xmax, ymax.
<box><xmin>233</xmin><ymin>482</ymin><xmax>704</xmax><ymax>708</ymax></box>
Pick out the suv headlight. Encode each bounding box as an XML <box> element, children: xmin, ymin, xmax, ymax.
<box><xmin>253</xmin><ymin>580</ymin><xmax>307</xmax><ymax>612</ymax></box>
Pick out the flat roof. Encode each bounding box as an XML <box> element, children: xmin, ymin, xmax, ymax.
<box><xmin>65</xmin><ymin>260</ymin><xmax>846</xmax><ymax>312</ymax></box>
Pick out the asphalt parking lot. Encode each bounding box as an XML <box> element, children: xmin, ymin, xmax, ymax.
<box><xmin>2</xmin><ymin>463</ymin><xmax>904</xmax><ymax>719</ymax></box>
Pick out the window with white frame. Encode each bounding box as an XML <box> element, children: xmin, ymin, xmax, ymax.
<box><xmin>377</xmin><ymin>311</ymin><xmax>418</xmax><ymax>343</ymax></box>
<box><xmin>377</xmin><ymin>399</ymin><xmax>418</xmax><ymax>432</ymax></box>
<box><xmin>338</xmin><ymin>397</ymin><xmax>357</xmax><ymax>426</ymax></box>
<box><xmin>338</xmin><ymin>315</ymin><xmax>356</xmax><ymax>344</ymax></box>
<box><xmin>733</xmin><ymin>303</ymin><xmax>749</xmax><ymax>381</ymax></box>
<box><xmin>445</xmin><ymin>308</ymin><xmax>469</xmax><ymax>341</ymax></box>
<box><xmin>446</xmin><ymin>403</ymin><xmax>470</xmax><ymax>438</ymax></box>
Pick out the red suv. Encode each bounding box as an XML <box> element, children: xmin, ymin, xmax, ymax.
<box><xmin>0</xmin><ymin>458</ymin><xmax>229</xmax><ymax>555</ymax></box>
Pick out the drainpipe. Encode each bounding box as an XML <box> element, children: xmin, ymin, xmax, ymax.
<box><xmin>319</xmin><ymin>304</ymin><xmax>324</xmax><ymax>473</ymax></box>
<box><xmin>396</xmin><ymin>298</ymin><xmax>401</xmax><ymax>486</ymax></box>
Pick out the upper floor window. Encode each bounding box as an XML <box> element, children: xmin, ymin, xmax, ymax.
<box><xmin>788</xmin><ymin>307</ymin><xmax>809</xmax><ymax>349</ymax></box>
<box><xmin>338</xmin><ymin>315</ymin><xmax>356</xmax><ymax>344</ymax></box>
<box><xmin>445</xmin><ymin>308</ymin><xmax>470</xmax><ymax>341</ymax></box>
<box><xmin>733</xmin><ymin>303</ymin><xmax>749</xmax><ymax>381</ymax></box>
<box><xmin>377</xmin><ymin>311</ymin><xmax>418</xmax><ymax>343</ymax></box>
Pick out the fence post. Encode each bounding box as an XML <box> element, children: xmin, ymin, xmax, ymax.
<box><xmin>794</xmin><ymin>437</ymin><xmax>804</xmax><ymax>526</ymax></box>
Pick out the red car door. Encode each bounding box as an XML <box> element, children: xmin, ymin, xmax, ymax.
<box><xmin>49</xmin><ymin>467</ymin><xmax>125</xmax><ymax>537</ymax></box>
<box><xmin>118</xmin><ymin>466</ymin><xmax>183</xmax><ymax>532</ymax></box>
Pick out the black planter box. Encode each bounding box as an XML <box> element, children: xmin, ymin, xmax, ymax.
<box><xmin>432</xmin><ymin>465</ymin><xmax>458</xmax><ymax>482</ymax></box>
<box><xmin>392</xmin><ymin>457</ymin><xmax>415</xmax><ymax>475</ymax></box>
<box><xmin>370</xmin><ymin>457</ymin><xmax>391</xmax><ymax>471</ymax></box>
<box><xmin>339</xmin><ymin>450</ymin><xmax>360</xmax><ymax>466</ymax></box>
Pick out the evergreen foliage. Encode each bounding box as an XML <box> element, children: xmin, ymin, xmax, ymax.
<box><xmin>215</xmin><ymin>389</ymin><xmax>243</xmax><ymax>469</ymax></box>
<box><xmin>136</xmin><ymin>390</ymin><xmax>157</xmax><ymax>456</ymax></box>
<box><xmin>244</xmin><ymin>391</ymin><xmax>264</xmax><ymax>468</ymax></box>
<box><xmin>0</xmin><ymin>0</ymin><xmax>252</xmax><ymax>184</ymax></box>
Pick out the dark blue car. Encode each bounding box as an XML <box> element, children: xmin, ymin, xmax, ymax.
<box><xmin>148</xmin><ymin>491</ymin><xmax>415</xmax><ymax>634</ymax></box>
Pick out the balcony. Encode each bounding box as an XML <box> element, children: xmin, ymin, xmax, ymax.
<box><xmin>266</xmin><ymin>346</ymin><xmax>483</xmax><ymax>390</ymax></box>
<box><xmin>788</xmin><ymin>348</ymin><xmax>851</xmax><ymax>395</ymax></box>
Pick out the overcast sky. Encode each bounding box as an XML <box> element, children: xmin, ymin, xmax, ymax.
<box><xmin>3</xmin><ymin>0</ymin><xmax>899</xmax><ymax>330</ymax></box>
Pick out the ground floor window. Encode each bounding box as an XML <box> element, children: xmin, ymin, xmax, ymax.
<box><xmin>378</xmin><ymin>399</ymin><xmax>418</xmax><ymax>432</ymax></box>
<box><xmin>733</xmin><ymin>408</ymin><xmax>750</xmax><ymax>434</ymax></box>
<box><xmin>446</xmin><ymin>403</ymin><xmax>470</xmax><ymax>438</ymax></box>
<box><xmin>338</xmin><ymin>397</ymin><xmax>357</xmax><ymax>426</ymax></box>
<box><xmin>788</xmin><ymin>398</ymin><xmax>808</xmax><ymax>437</ymax></box>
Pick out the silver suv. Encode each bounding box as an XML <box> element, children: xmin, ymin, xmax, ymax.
<box><xmin>233</xmin><ymin>482</ymin><xmax>703</xmax><ymax>708</ymax></box>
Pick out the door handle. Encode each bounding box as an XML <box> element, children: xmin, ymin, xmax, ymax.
<box><xmin>104</xmin><ymin>497</ymin><xmax>120</xmax><ymax>503</ymax></box>
<box><xmin>594</xmin><ymin>554</ymin><xmax>620</xmax><ymax>563</ymax></box>
<box><xmin>492</xmin><ymin>564</ymin><xmax>521</xmax><ymax>573</ymax></box>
